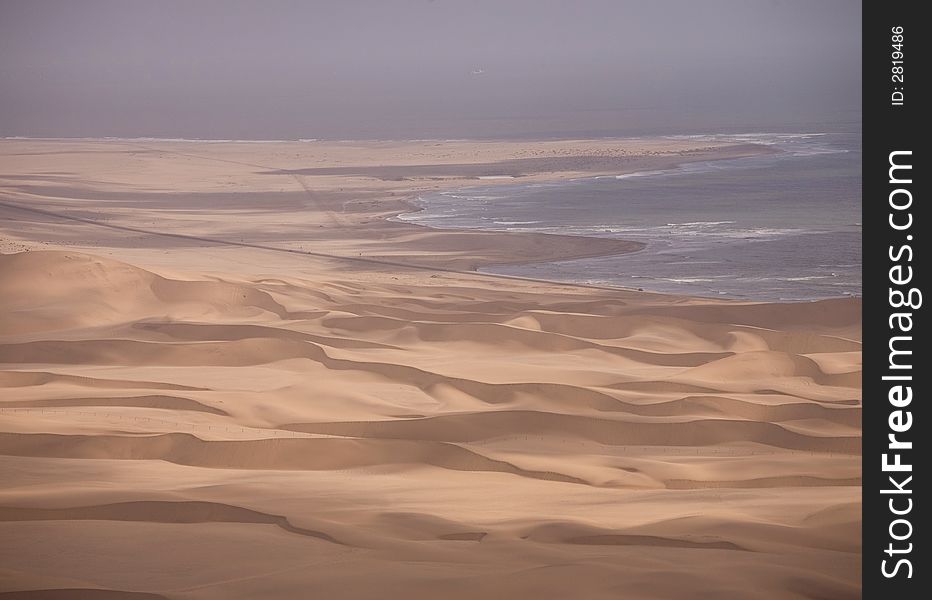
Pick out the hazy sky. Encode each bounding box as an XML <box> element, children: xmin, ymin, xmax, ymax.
<box><xmin>0</xmin><ymin>0</ymin><xmax>861</xmax><ymax>139</ymax></box>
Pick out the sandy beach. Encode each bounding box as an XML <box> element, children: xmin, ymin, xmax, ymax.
<box><xmin>0</xmin><ymin>138</ymin><xmax>860</xmax><ymax>599</ymax></box>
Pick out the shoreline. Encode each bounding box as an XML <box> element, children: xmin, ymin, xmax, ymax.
<box><xmin>0</xmin><ymin>134</ymin><xmax>860</xmax><ymax>303</ymax></box>
<box><xmin>356</xmin><ymin>141</ymin><xmax>779</xmax><ymax>290</ymax></box>
<box><xmin>0</xmin><ymin>136</ymin><xmax>782</xmax><ymax>298</ymax></box>
<box><xmin>380</xmin><ymin>144</ymin><xmax>857</xmax><ymax>303</ymax></box>
<box><xmin>0</xmin><ymin>135</ymin><xmax>856</xmax><ymax>303</ymax></box>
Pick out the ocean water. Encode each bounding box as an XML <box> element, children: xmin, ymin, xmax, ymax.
<box><xmin>397</xmin><ymin>132</ymin><xmax>861</xmax><ymax>301</ymax></box>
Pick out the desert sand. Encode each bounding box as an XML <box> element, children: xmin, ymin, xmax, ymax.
<box><xmin>0</xmin><ymin>138</ymin><xmax>860</xmax><ymax>599</ymax></box>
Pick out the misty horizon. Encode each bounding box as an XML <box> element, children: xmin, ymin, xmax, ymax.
<box><xmin>1</xmin><ymin>0</ymin><xmax>861</xmax><ymax>139</ymax></box>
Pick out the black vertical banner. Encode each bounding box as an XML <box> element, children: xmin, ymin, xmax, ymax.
<box><xmin>863</xmin><ymin>1</ymin><xmax>926</xmax><ymax>597</ymax></box>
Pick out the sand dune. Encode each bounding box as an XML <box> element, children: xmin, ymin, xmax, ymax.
<box><xmin>0</xmin><ymin>139</ymin><xmax>859</xmax><ymax>599</ymax></box>
<box><xmin>0</xmin><ymin>370</ymin><xmax>207</xmax><ymax>391</ymax></box>
<box><xmin>0</xmin><ymin>590</ymin><xmax>169</xmax><ymax>599</ymax></box>
<box><xmin>1</xmin><ymin>394</ymin><xmax>227</xmax><ymax>415</ymax></box>
<box><xmin>0</xmin><ymin>251</ymin><xmax>861</xmax><ymax>598</ymax></box>
<box><xmin>0</xmin><ymin>500</ymin><xmax>341</xmax><ymax>543</ymax></box>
